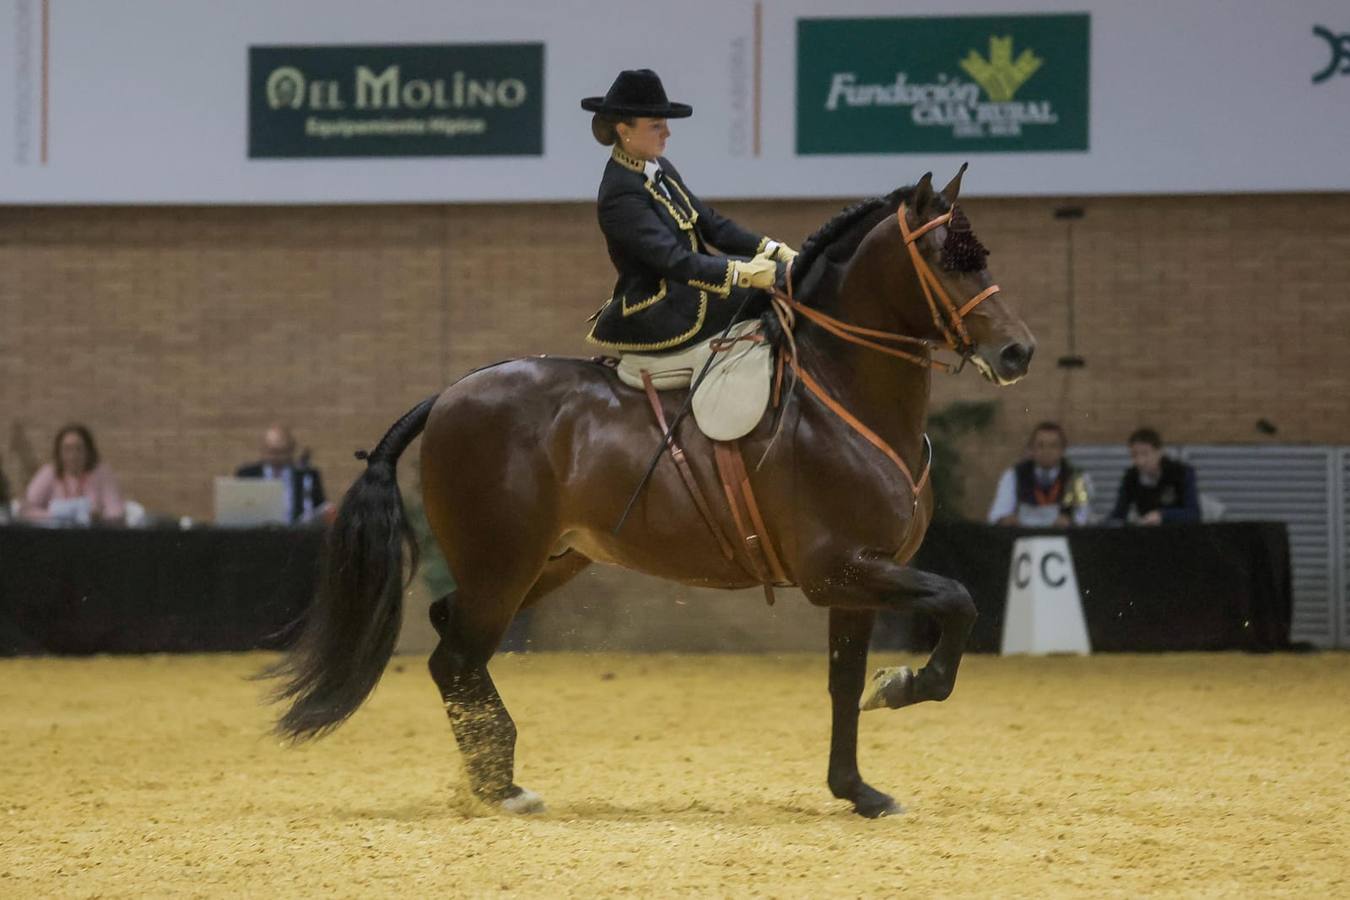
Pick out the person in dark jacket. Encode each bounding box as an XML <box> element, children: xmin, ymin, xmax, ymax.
<box><xmin>235</xmin><ymin>424</ymin><xmax>326</xmax><ymax>525</ymax></box>
<box><xmin>1109</xmin><ymin>427</ymin><xmax>1200</xmax><ymax>524</ymax></box>
<box><xmin>987</xmin><ymin>421</ymin><xmax>1092</xmax><ymax>526</ymax></box>
<box><xmin>581</xmin><ymin>69</ymin><xmax>795</xmax><ymax>354</ymax></box>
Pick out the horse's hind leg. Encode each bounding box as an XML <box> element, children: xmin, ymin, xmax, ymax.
<box><xmin>427</xmin><ymin>583</ymin><xmax>543</xmax><ymax>813</ymax></box>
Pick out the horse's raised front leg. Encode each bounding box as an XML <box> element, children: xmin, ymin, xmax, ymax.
<box><xmin>842</xmin><ymin>554</ymin><xmax>978</xmax><ymax>712</ymax></box>
<box><xmin>826</xmin><ymin>608</ymin><xmax>903</xmax><ymax>818</ymax></box>
<box><xmin>812</xmin><ymin>553</ymin><xmax>976</xmax><ymax>712</ymax></box>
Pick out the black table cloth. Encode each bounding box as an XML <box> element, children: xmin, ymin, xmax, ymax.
<box><xmin>0</xmin><ymin>521</ymin><xmax>1292</xmax><ymax>655</ymax></box>
<box><xmin>902</xmin><ymin>521</ymin><xmax>1293</xmax><ymax>652</ymax></box>
<box><xmin>0</xmin><ymin>525</ymin><xmax>321</xmax><ymax>655</ymax></box>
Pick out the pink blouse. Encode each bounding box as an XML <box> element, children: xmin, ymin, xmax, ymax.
<box><xmin>22</xmin><ymin>462</ymin><xmax>126</xmax><ymax>524</ymax></box>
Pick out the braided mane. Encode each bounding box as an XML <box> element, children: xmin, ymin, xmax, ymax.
<box><xmin>789</xmin><ymin>186</ymin><xmax>991</xmax><ymax>296</ymax></box>
<box><xmin>790</xmin><ymin>186</ymin><xmax>915</xmax><ymax>295</ymax></box>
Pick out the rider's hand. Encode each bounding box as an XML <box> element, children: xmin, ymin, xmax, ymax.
<box><xmin>732</xmin><ymin>255</ymin><xmax>777</xmax><ymax>290</ymax></box>
<box><xmin>768</xmin><ymin>242</ymin><xmax>798</xmax><ymax>265</ymax></box>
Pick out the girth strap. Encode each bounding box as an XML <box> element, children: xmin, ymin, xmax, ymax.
<box><xmin>713</xmin><ymin>440</ymin><xmax>791</xmax><ymax>606</ymax></box>
<box><xmin>639</xmin><ymin>370</ymin><xmax>738</xmax><ymax>563</ymax></box>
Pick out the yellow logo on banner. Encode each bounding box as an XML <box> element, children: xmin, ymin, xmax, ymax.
<box><xmin>960</xmin><ymin>36</ymin><xmax>1043</xmax><ymax>102</ymax></box>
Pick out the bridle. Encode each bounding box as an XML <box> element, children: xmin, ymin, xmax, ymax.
<box><xmin>898</xmin><ymin>203</ymin><xmax>1002</xmax><ymax>356</ymax></box>
<box><xmin>772</xmin><ymin>202</ymin><xmax>1001</xmax><ymax>373</ymax></box>
<box><xmin>766</xmin><ymin>202</ymin><xmax>1002</xmax><ymax>503</ymax></box>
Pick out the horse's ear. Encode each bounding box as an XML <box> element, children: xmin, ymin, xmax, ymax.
<box><xmin>912</xmin><ymin>172</ymin><xmax>935</xmax><ymax>214</ymax></box>
<box><xmin>940</xmin><ymin>162</ymin><xmax>969</xmax><ymax>206</ymax></box>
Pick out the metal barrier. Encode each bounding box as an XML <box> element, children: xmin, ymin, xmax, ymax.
<box><xmin>1070</xmin><ymin>444</ymin><xmax>1346</xmax><ymax>648</ymax></box>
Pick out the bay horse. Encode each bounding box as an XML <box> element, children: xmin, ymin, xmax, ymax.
<box><xmin>265</xmin><ymin>168</ymin><xmax>1035</xmax><ymax>818</ymax></box>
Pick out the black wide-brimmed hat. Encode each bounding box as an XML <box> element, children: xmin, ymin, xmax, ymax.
<box><xmin>580</xmin><ymin>69</ymin><xmax>692</xmax><ymax>119</ymax></box>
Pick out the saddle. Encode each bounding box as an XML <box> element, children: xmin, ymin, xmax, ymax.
<box><xmin>614</xmin><ymin>319</ymin><xmax>773</xmax><ymax>442</ymax></box>
<box><xmin>598</xmin><ymin>318</ymin><xmax>790</xmax><ymax>605</ymax></box>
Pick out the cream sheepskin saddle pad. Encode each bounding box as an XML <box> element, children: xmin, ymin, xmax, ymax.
<box><xmin>615</xmin><ymin>320</ymin><xmax>771</xmax><ymax>442</ymax></box>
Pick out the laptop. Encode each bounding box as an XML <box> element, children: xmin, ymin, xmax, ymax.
<box><xmin>213</xmin><ymin>477</ymin><xmax>288</xmax><ymax>527</ymax></box>
<box><xmin>47</xmin><ymin>496</ymin><xmax>94</xmax><ymax>526</ymax></box>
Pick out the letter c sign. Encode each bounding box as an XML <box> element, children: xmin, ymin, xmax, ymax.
<box><xmin>1040</xmin><ymin>551</ymin><xmax>1068</xmax><ymax>588</ymax></box>
<box><xmin>1013</xmin><ymin>551</ymin><xmax>1032</xmax><ymax>589</ymax></box>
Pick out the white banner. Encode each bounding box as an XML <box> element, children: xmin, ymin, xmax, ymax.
<box><xmin>2</xmin><ymin>0</ymin><xmax>1349</xmax><ymax>203</ymax></box>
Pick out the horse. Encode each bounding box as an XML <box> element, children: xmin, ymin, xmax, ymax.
<box><xmin>264</xmin><ymin>167</ymin><xmax>1036</xmax><ymax>818</ymax></box>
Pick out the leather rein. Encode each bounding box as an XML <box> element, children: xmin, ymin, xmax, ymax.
<box><xmin>768</xmin><ymin>202</ymin><xmax>1001</xmax><ymax>503</ymax></box>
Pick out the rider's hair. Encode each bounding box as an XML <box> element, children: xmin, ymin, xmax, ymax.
<box><xmin>591</xmin><ymin>113</ymin><xmax>636</xmax><ymax>147</ymax></box>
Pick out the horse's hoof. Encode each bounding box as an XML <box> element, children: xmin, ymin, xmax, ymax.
<box><xmin>854</xmin><ymin>791</ymin><xmax>905</xmax><ymax>819</ymax></box>
<box><xmin>859</xmin><ymin>666</ymin><xmax>914</xmax><ymax>711</ymax></box>
<box><xmin>498</xmin><ymin>787</ymin><xmax>546</xmax><ymax>815</ymax></box>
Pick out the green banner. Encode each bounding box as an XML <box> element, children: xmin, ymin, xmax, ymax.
<box><xmin>797</xmin><ymin>14</ymin><xmax>1089</xmax><ymax>154</ymax></box>
<box><xmin>248</xmin><ymin>43</ymin><xmax>543</xmax><ymax>158</ymax></box>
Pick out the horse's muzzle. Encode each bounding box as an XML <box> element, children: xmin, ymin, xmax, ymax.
<box><xmin>996</xmin><ymin>340</ymin><xmax>1035</xmax><ymax>381</ymax></box>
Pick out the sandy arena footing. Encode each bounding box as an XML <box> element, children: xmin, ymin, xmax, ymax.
<box><xmin>2</xmin><ymin>652</ymin><xmax>1347</xmax><ymax>897</ymax></box>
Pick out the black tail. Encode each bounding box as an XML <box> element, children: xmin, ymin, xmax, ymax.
<box><xmin>263</xmin><ymin>395</ymin><xmax>438</xmax><ymax>741</ymax></box>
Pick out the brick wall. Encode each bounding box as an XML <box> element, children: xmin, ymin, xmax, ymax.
<box><xmin>3</xmin><ymin>192</ymin><xmax>1348</xmax><ymax>520</ymax></box>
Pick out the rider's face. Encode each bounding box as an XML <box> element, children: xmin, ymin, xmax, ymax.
<box><xmin>619</xmin><ymin>117</ymin><xmax>669</xmax><ymax>160</ymax></box>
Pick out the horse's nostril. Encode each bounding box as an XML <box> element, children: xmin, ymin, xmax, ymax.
<box><xmin>1000</xmin><ymin>342</ymin><xmax>1033</xmax><ymax>372</ymax></box>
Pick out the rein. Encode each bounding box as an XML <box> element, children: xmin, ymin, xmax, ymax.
<box><xmin>768</xmin><ymin>202</ymin><xmax>999</xmax><ymax>503</ymax></box>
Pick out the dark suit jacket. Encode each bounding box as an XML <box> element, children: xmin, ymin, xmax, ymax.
<box><xmin>234</xmin><ymin>463</ymin><xmax>326</xmax><ymax>524</ymax></box>
<box><xmin>1109</xmin><ymin>457</ymin><xmax>1200</xmax><ymax>523</ymax></box>
<box><xmin>587</xmin><ymin>145</ymin><xmax>771</xmax><ymax>353</ymax></box>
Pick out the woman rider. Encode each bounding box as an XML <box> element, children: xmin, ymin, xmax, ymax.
<box><xmin>581</xmin><ymin>69</ymin><xmax>797</xmax><ymax>389</ymax></box>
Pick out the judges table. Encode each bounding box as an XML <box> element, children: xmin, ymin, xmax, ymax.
<box><xmin>907</xmin><ymin>521</ymin><xmax>1294</xmax><ymax>652</ymax></box>
<box><xmin>0</xmin><ymin>525</ymin><xmax>322</xmax><ymax>655</ymax></box>
<box><xmin>1</xmin><ymin>521</ymin><xmax>1292</xmax><ymax>656</ymax></box>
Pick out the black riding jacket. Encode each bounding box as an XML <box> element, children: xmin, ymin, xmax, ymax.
<box><xmin>586</xmin><ymin>145</ymin><xmax>771</xmax><ymax>353</ymax></box>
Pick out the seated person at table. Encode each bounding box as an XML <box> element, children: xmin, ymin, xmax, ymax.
<box><xmin>1108</xmin><ymin>427</ymin><xmax>1200</xmax><ymax>525</ymax></box>
<box><xmin>21</xmin><ymin>423</ymin><xmax>126</xmax><ymax>525</ymax></box>
<box><xmin>987</xmin><ymin>421</ymin><xmax>1092</xmax><ymax>527</ymax></box>
<box><xmin>235</xmin><ymin>425</ymin><xmax>327</xmax><ymax>525</ymax></box>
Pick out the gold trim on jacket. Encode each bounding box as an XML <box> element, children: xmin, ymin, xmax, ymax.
<box><xmin>645</xmin><ymin>180</ymin><xmax>698</xmax><ymax>230</ymax></box>
<box><xmin>610</xmin><ymin>145</ymin><xmax>645</xmax><ymax>173</ymax></box>
<box><xmin>688</xmin><ymin>261</ymin><xmax>734</xmax><ymax>296</ymax></box>
<box><xmin>620</xmin><ymin>279</ymin><xmax>669</xmax><ymax>316</ymax></box>
<box><xmin>586</xmin><ymin>291</ymin><xmax>710</xmax><ymax>352</ymax></box>
<box><xmin>664</xmin><ymin>178</ymin><xmax>700</xmax><ymax>222</ymax></box>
